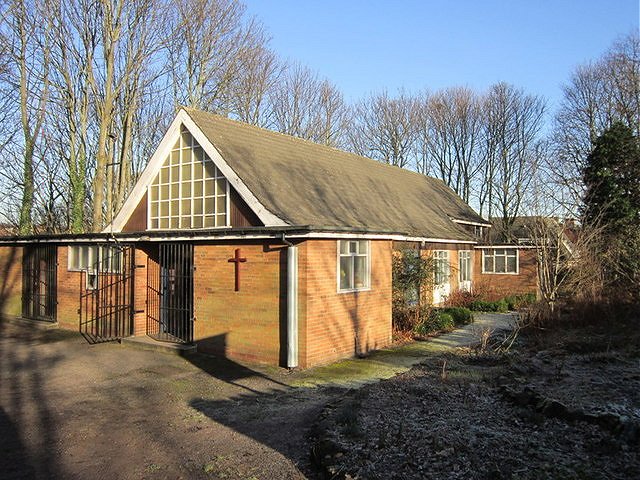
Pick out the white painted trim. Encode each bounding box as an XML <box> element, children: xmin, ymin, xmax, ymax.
<box><xmin>107</xmin><ymin>113</ymin><xmax>184</xmax><ymax>232</ymax></box>
<box><xmin>105</xmin><ymin>109</ymin><xmax>288</xmax><ymax>233</ymax></box>
<box><xmin>474</xmin><ymin>245</ymin><xmax>536</xmax><ymax>249</ymax></box>
<box><xmin>306</xmin><ymin>233</ymin><xmax>476</xmax><ymax>243</ymax></box>
<box><xmin>0</xmin><ymin>231</ymin><xmax>482</xmax><ymax>245</ymax></box>
<box><xmin>180</xmin><ymin>111</ymin><xmax>288</xmax><ymax>227</ymax></box>
<box><xmin>451</xmin><ymin>218</ymin><xmax>492</xmax><ymax>227</ymax></box>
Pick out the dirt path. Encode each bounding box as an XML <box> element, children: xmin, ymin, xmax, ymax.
<box><xmin>0</xmin><ymin>314</ymin><xmax>513</xmax><ymax>479</ymax></box>
<box><xmin>0</xmin><ymin>320</ymin><xmax>333</xmax><ymax>479</ymax></box>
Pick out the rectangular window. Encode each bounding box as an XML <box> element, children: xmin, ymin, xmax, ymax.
<box><xmin>68</xmin><ymin>245</ymin><xmax>123</xmax><ymax>274</ymax></box>
<box><xmin>433</xmin><ymin>251</ymin><xmax>450</xmax><ymax>286</ymax></box>
<box><xmin>338</xmin><ymin>240</ymin><xmax>370</xmax><ymax>292</ymax></box>
<box><xmin>482</xmin><ymin>248</ymin><xmax>518</xmax><ymax>274</ymax></box>
<box><xmin>459</xmin><ymin>250</ymin><xmax>472</xmax><ymax>283</ymax></box>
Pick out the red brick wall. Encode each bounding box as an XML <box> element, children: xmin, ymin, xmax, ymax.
<box><xmin>0</xmin><ymin>245</ymin><xmax>23</xmax><ymax>317</ymax></box>
<box><xmin>473</xmin><ymin>247</ymin><xmax>538</xmax><ymax>299</ymax></box>
<box><xmin>56</xmin><ymin>245</ymin><xmax>83</xmax><ymax>330</ymax></box>
<box><xmin>192</xmin><ymin>242</ymin><xmax>285</xmax><ymax>365</ymax></box>
<box><xmin>300</xmin><ymin>239</ymin><xmax>392</xmax><ymax>368</ymax></box>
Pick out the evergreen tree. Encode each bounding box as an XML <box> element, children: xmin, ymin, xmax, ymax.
<box><xmin>582</xmin><ymin>122</ymin><xmax>640</xmax><ymax>233</ymax></box>
<box><xmin>582</xmin><ymin>122</ymin><xmax>640</xmax><ymax>296</ymax></box>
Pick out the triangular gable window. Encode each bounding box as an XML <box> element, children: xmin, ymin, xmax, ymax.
<box><xmin>148</xmin><ymin>125</ymin><xmax>229</xmax><ymax>229</ymax></box>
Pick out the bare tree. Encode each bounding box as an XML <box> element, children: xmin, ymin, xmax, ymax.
<box><xmin>228</xmin><ymin>43</ymin><xmax>281</xmax><ymax>127</ymax></box>
<box><xmin>551</xmin><ymin>32</ymin><xmax>640</xmax><ymax>212</ymax></box>
<box><xmin>416</xmin><ymin>87</ymin><xmax>483</xmax><ymax>203</ymax></box>
<box><xmin>47</xmin><ymin>0</ymin><xmax>98</xmax><ymax>232</ymax></box>
<box><xmin>480</xmin><ymin>83</ymin><xmax>546</xmax><ymax>235</ymax></box>
<box><xmin>1</xmin><ymin>0</ymin><xmax>51</xmax><ymax>234</ymax></box>
<box><xmin>348</xmin><ymin>89</ymin><xmax>418</xmax><ymax>168</ymax></box>
<box><xmin>269</xmin><ymin>63</ymin><xmax>350</xmax><ymax>147</ymax></box>
<box><xmin>166</xmin><ymin>0</ymin><xmax>267</xmax><ymax>112</ymax></box>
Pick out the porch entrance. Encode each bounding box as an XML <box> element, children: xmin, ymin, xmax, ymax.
<box><xmin>147</xmin><ymin>243</ymin><xmax>194</xmax><ymax>344</ymax></box>
<box><xmin>22</xmin><ymin>244</ymin><xmax>57</xmax><ymax>322</ymax></box>
<box><xmin>79</xmin><ymin>244</ymin><xmax>135</xmax><ymax>343</ymax></box>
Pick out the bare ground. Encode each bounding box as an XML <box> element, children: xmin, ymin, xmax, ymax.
<box><xmin>311</xmin><ymin>320</ymin><xmax>640</xmax><ymax>479</ymax></box>
<box><xmin>3</xmin><ymin>315</ymin><xmax>639</xmax><ymax>479</ymax></box>
<box><xmin>0</xmin><ymin>319</ymin><xmax>340</xmax><ymax>479</ymax></box>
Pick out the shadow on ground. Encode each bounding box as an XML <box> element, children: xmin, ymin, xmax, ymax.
<box><xmin>0</xmin><ymin>314</ymin><xmax>513</xmax><ymax>479</ymax></box>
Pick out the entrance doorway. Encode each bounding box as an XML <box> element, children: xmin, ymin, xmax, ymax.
<box><xmin>22</xmin><ymin>245</ymin><xmax>57</xmax><ymax>321</ymax></box>
<box><xmin>147</xmin><ymin>243</ymin><xmax>194</xmax><ymax>344</ymax></box>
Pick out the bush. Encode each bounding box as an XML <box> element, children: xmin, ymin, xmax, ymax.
<box><xmin>443</xmin><ymin>289</ymin><xmax>478</xmax><ymax>308</ymax></box>
<box><xmin>504</xmin><ymin>293</ymin><xmax>537</xmax><ymax>310</ymax></box>
<box><xmin>392</xmin><ymin>304</ymin><xmax>422</xmax><ymax>333</ymax></box>
<box><xmin>469</xmin><ymin>298</ymin><xmax>512</xmax><ymax>312</ymax></box>
<box><xmin>496</xmin><ymin>298</ymin><xmax>509</xmax><ymax>313</ymax></box>
<box><xmin>439</xmin><ymin>307</ymin><xmax>473</xmax><ymax>325</ymax></box>
<box><xmin>469</xmin><ymin>300</ymin><xmax>496</xmax><ymax>312</ymax></box>
<box><xmin>414</xmin><ymin>311</ymin><xmax>455</xmax><ymax>336</ymax></box>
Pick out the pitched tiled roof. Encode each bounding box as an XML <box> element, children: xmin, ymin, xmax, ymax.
<box><xmin>186</xmin><ymin>108</ymin><xmax>487</xmax><ymax>241</ymax></box>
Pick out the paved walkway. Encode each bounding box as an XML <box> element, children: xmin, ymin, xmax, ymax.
<box><xmin>287</xmin><ymin>312</ymin><xmax>518</xmax><ymax>388</ymax></box>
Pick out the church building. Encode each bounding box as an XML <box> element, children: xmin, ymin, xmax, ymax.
<box><xmin>0</xmin><ymin>108</ymin><xmax>537</xmax><ymax>368</ymax></box>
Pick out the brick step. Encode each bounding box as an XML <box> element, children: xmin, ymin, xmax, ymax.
<box><xmin>120</xmin><ymin>335</ymin><xmax>197</xmax><ymax>356</ymax></box>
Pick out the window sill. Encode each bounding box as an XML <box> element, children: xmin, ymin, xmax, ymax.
<box><xmin>481</xmin><ymin>271</ymin><xmax>520</xmax><ymax>275</ymax></box>
<box><xmin>337</xmin><ymin>287</ymin><xmax>371</xmax><ymax>294</ymax></box>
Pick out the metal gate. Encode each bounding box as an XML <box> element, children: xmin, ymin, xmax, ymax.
<box><xmin>79</xmin><ymin>244</ymin><xmax>135</xmax><ymax>343</ymax></box>
<box><xmin>147</xmin><ymin>243</ymin><xmax>194</xmax><ymax>344</ymax></box>
<box><xmin>22</xmin><ymin>244</ymin><xmax>57</xmax><ymax>322</ymax></box>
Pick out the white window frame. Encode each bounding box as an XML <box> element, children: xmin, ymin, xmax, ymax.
<box><xmin>337</xmin><ymin>240</ymin><xmax>371</xmax><ymax>293</ymax></box>
<box><xmin>458</xmin><ymin>250</ymin><xmax>472</xmax><ymax>283</ymax></box>
<box><xmin>482</xmin><ymin>248</ymin><xmax>519</xmax><ymax>274</ymax></box>
<box><xmin>433</xmin><ymin>250</ymin><xmax>450</xmax><ymax>286</ymax></box>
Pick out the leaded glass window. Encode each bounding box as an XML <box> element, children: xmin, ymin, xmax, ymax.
<box><xmin>148</xmin><ymin>126</ymin><xmax>228</xmax><ymax>230</ymax></box>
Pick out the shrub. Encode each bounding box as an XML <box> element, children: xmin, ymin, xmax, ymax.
<box><xmin>469</xmin><ymin>298</ymin><xmax>512</xmax><ymax>312</ymax></box>
<box><xmin>440</xmin><ymin>307</ymin><xmax>473</xmax><ymax>325</ymax></box>
<box><xmin>392</xmin><ymin>305</ymin><xmax>422</xmax><ymax>333</ymax></box>
<box><xmin>443</xmin><ymin>289</ymin><xmax>478</xmax><ymax>308</ymax></box>
<box><xmin>495</xmin><ymin>298</ymin><xmax>509</xmax><ymax>313</ymax></box>
<box><xmin>414</xmin><ymin>311</ymin><xmax>455</xmax><ymax>336</ymax></box>
<box><xmin>505</xmin><ymin>293</ymin><xmax>537</xmax><ymax>310</ymax></box>
<box><xmin>504</xmin><ymin>295</ymin><xmax>517</xmax><ymax>310</ymax></box>
<box><xmin>469</xmin><ymin>300</ymin><xmax>496</xmax><ymax>312</ymax></box>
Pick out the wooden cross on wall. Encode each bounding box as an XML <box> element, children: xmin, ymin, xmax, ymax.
<box><xmin>228</xmin><ymin>248</ymin><xmax>247</xmax><ymax>291</ymax></box>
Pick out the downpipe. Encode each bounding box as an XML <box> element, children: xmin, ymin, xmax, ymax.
<box><xmin>283</xmin><ymin>234</ymin><xmax>299</xmax><ymax>369</ymax></box>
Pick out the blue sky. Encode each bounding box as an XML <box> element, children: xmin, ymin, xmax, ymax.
<box><xmin>243</xmin><ymin>0</ymin><xmax>639</xmax><ymax>111</ymax></box>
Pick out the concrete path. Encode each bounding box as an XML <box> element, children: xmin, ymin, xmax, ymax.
<box><xmin>287</xmin><ymin>312</ymin><xmax>519</xmax><ymax>388</ymax></box>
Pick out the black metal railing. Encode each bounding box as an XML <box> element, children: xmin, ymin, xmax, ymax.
<box><xmin>79</xmin><ymin>244</ymin><xmax>134</xmax><ymax>343</ymax></box>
